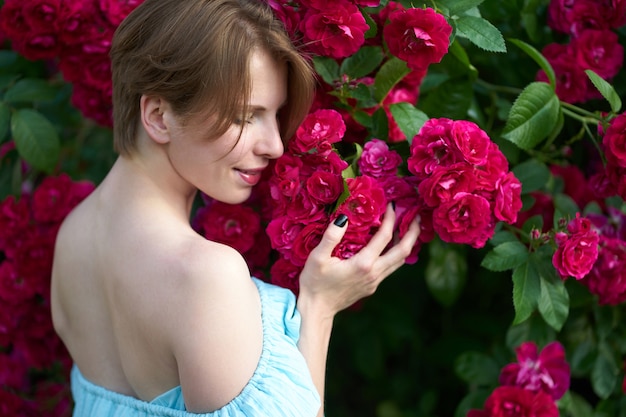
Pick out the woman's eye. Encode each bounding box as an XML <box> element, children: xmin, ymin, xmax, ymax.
<box><xmin>235</xmin><ymin>114</ymin><xmax>254</xmax><ymax>125</ymax></box>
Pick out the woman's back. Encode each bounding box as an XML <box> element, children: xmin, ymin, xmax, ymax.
<box><xmin>50</xmin><ymin>158</ymin><xmax>264</xmax><ymax>411</ymax></box>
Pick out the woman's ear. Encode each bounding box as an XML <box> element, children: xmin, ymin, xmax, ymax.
<box><xmin>140</xmin><ymin>95</ymin><xmax>171</xmax><ymax>145</ymax></box>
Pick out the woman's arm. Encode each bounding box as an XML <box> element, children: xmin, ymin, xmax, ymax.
<box><xmin>297</xmin><ymin>205</ymin><xmax>421</xmax><ymax>416</ymax></box>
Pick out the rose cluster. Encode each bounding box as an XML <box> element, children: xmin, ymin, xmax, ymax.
<box><xmin>552</xmin><ymin>214</ymin><xmax>600</xmax><ymax>280</ymax></box>
<box><xmin>192</xmin><ymin>198</ymin><xmax>272</xmax><ymax>280</ymax></box>
<box><xmin>537</xmin><ymin>0</ymin><xmax>625</xmax><ymax>103</ymax></box>
<box><xmin>0</xmin><ymin>174</ymin><xmax>94</xmax><ymax>417</ymax></box>
<box><xmin>0</xmin><ymin>0</ymin><xmax>144</xmax><ymax>126</ymax></box>
<box><xmin>407</xmin><ymin>118</ymin><xmax>523</xmax><ymax>249</ymax></box>
<box><xmin>468</xmin><ymin>341</ymin><xmax>570</xmax><ymax>417</ymax></box>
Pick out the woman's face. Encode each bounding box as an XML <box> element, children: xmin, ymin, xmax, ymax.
<box><xmin>165</xmin><ymin>49</ymin><xmax>287</xmax><ymax>204</ymax></box>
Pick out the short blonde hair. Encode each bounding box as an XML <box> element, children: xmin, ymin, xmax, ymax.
<box><xmin>110</xmin><ymin>0</ymin><xmax>315</xmax><ymax>156</ymax></box>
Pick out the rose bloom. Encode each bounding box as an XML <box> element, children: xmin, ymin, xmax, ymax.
<box><xmin>193</xmin><ymin>201</ymin><xmax>261</xmax><ymax>254</ymax></box>
<box><xmin>450</xmin><ymin>120</ymin><xmax>491</xmax><ymax>166</ymax></box>
<box><xmin>336</xmin><ymin>175</ymin><xmax>387</xmax><ymax>232</ymax></box>
<box><xmin>494</xmin><ymin>171</ymin><xmax>523</xmax><ymax>224</ymax></box>
<box><xmin>432</xmin><ymin>192</ymin><xmax>493</xmax><ymax>248</ymax></box>
<box><xmin>290</xmin><ymin>109</ymin><xmax>347</xmax><ymax>156</ymax></box>
<box><xmin>580</xmin><ymin>237</ymin><xmax>626</xmax><ymax>305</ymax></box>
<box><xmin>552</xmin><ymin>216</ymin><xmax>600</xmax><ymax>279</ymax></box>
<box><xmin>270</xmin><ymin>257</ymin><xmax>302</xmax><ymax>295</ymax></box>
<box><xmin>98</xmin><ymin>0</ymin><xmax>144</xmax><ymax>26</ymax></box>
<box><xmin>548</xmin><ymin>0</ymin><xmax>612</xmax><ymax>36</ymax></box>
<box><xmin>417</xmin><ymin>163</ymin><xmax>477</xmax><ymax>207</ymax></box>
<box><xmin>290</xmin><ymin>221</ymin><xmax>326</xmax><ymax>266</ymax></box>
<box><xmin>537</xmin><ymin>43</ymin><xmax>589</xmax><ymax>104</ymax></box>
<box><xmin>71</xmin><ymin>81</ymin><xmax>113</xmax><ymax>127</ymax></box>
<box><xmin>0</xmin><ymin>195</ymin><xmax>30</xmax><ymax>253</ymax></box>
<box><xmin>267</xmin><ymin>0</ymin><xmax>302</xmax><ymax>35</ymax></box>
<box><xmin>408</xmin><ymin>118</ymin><xmax>458</xmax><ymax>178</ymax></box>
<box><xmin>357</xmin><ymin>139</ymin><xmax>403</xmax><ymax>178</ymax></box>
<box><xmin>499</xmin><ymin>341</ymin><xmax>571</xmax><ymax>401</ymax></box>
<box><xmin>572</xmin><ymin>29</ymin><xmax>624</xmax><ymax>80</ymax></box>
<box><xmin>603</xmin><ymin>112</ymin><xmax>626</xmax><ymax>168</ymax></box>
<box><xmin>299</xmin><ymin>0</ymin><xmax>369</xmax><ymax>59</ymax></box>
<box><xmin>306</xmin><ymin>170</ymin><xmax>344</xmax><ymax>205</ymax></box>
<box><xmin>467</xmin><ymin>386</ymin><xmax>559</xmax><ymax>417</ymax></box>
<box><xmin>383</xmin><ymin>7</ymin><xmax>452</xmax><ymax>72</ymax></box>
<box><xmin>32</xmin><ymin>174</ymin><xmax>95</xmax><ymax>224</ymax></box>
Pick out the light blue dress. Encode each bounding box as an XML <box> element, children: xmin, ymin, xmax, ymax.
<box><xmin>70</xmin><ymin>278</ymin><xmax>321</xmax><ymax>416</ymax></box>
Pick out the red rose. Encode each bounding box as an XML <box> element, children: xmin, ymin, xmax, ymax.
<box><xmin>450</xmin><ymin>120</ymin><xmax>491</xmax><ymax>166</ymax></box>
<box><xmin>266</xmin><ymin>215</ymin><xmax>304</xmax><ymax>254</ymax></box>
<box><xmin>499</xmin><ymin>341</ymin><xmax>571</xmax><ymax>401</ymax></box>
<box><xmin>336</xmin><ymin>175</ymin><xmax>387</xmax><ymax>232</ymax></box>
<box><xmin>291</xmin><ymin>109</ymin><xmax>346</xmax><ymax>156</ymax></box>
<box><xmin>581</xmin><ymin>237</ymin><xmax>626</xmax><ymax>305</ymax></box>
<box><xmin>383</xmin><ymin>7</ymin><xmax>452</xmax><ymax>72</ymax></box>
<box><xmin>537</xmin><ymin>43</ymin><xmax>589</xmax><ymax>104</ymax></box>
<box><xmin>70</xmin><ymin>82</ymin><xmax>113</xmax><ymax>127</ymax></box>
<box><xmin>266</xmin><ymin>0</ymin><xmax>302</xmax><ymax>35</ymax></box>
<box><xmin>98</xmin><ymin>0</ymin><xmax>144</xmax><ymax>26</ymax></box>
<box><xmin>290</xmin><ymin>221</ymin><xmax>326</xmax><ymax>266</ymax></box>
<box><xmin>58</xmin><ymin>0</ymin><xmax>107</xmax><ymax>46</ymax></box>
<box><xmin>299</xmin><ymin>0</ymin><xmax>369</xmax><ymax>59</ymax></box>
<box><xmin>193</xmin><ymin>202</ymin><xmax>261</xmax><ymax>254</ymax></box>
<box><xmin>603</xmin><ymin>113</ymin><xmax>626</xmax><ymax>168</ymax></box>
<box><xmin>572</xmin><ymin>29</ymin><xmax>624</xmax><ymax>79</ymax></box>
<box><xmin>306</xmin><ymin>171</ymin><xmax>344</xmax><ymax>205</ymax></box>
<box><xmin>32</xmin><ymin>174</ymin><xmax>94</xmax><ymax>224</ymax></box>
<box><xmin>467</xmin><ymin>386</ymin><xmax>559</xmax><ymax>417</ymax></box>
<box><xmin>0</xmin><ymin>196</ymin><xmax>30</xmax><ymax>253</ymax></box>
<box><xmin>357</xmin><ymin>139</ymin><xmax>403</xmax><ymax>179</ymax></box>
<box><xmin>408</xmin><ymin>118</ymin><xmax>458</xmax><ymax>178</ymax></box>
<box><xmin>418</xmin><ymin>163</ymin><xmax>477</xmax><ymax>207</ymax></box>
<box><xmin>552</xmin><ymin>216</ymin><xmax>599</xmax><ymax>279</ymax></box>
<box><xmin>494</xmin><ymin>171</ymin><xmax>523</xmax><ymax>224</ymax></box>
<box><xmin>270</xmin><ymin>257</ymin><xmax>302</xmax><ymax>295</ymax></box>
<box><xmin>433</xmin><ymin>192</ymin><xmax>493</xmax><ymax>248</ymax></box>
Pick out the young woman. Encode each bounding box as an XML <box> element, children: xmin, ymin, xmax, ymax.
<box><xmin>50</xmin><ymin>0</ymin><xmax>421</xmax><ymax>416</ymax></box>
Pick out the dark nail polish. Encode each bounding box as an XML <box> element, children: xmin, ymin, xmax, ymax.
<box><xmin>333</xmin><ymin>214</ymin><xmax>348</xmax><ymax>227</ymax></box>
<box><xmin>391</xmin><ymin>200</ymin><xmax>396</xmax><ymax>210</ymax></box>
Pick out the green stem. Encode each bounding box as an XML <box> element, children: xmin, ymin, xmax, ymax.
<box><xmin>475</xmin><ymin>79</ymin><xmax>523</xmax><ymax>96</ymax></box>
<box><xmin>561</xmin><ymin>101</ymin><xmax>601</xmax><ymax>120</ymax></box>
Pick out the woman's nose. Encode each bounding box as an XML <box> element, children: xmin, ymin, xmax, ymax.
<box><xmin>258</xmin><ymin>118</ymin><xmax>284</xmax><ymax>159</ymax></box>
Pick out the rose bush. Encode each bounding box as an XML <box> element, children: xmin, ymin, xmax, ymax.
<box><xmin>1</xmin><ymin>0</ymin><xmax>626</xmax><ymax>416</ymax></box>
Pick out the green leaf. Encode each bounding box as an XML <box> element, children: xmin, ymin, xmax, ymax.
<box><xmin>0</xmin><ymin>102</ymin><xmax>10</xmax><ymax>142</ymax></box>
<box><xmin>502</xmin><ymin>82</ymin><xmax>561</xmax><ymax>150</ymax></box>
<box><xmin>455</xmin><ymin>15</ymin><xmax>506</xmax><ymax>53</ymax></box>
<box><xmin>557</xmin><ymin>391</ymin><xmax>595</xmax><ymax>417</ymax></box>
<box><xmin>10</xmin><ymin>108</ymin><xmax>60</xmax><ymax>173</ymax></box>
<box><xmin>4</xmin><ymin>78</ymin><xmax>59</xmax><ymax>103</ymax></box>
<box><xmin>389</xmin><ymin>103</ymin><xmax>428</xmax><ymax>143</ymax></box>
<box><xmin>538</xmin><ymin>274</ymin><xmax>569</xmax><ymax>332</ymax></box>
<box><xmin>511</xmin><ymin>158</ymin><xmax>550</xmax><ymax>194</ymax></box>
<box><xmin>419</xmin><ymin>77</ymin><xmax>473</xmax><ymax>120</ymax></box>
<box><xmin>509</xmin><ymin>38</ymin><xmax>556</xmax><ymax>89</ymax></box>
<box><xmin>481</xmin><ymin>241</ymin><xmax>529</xmax><ymax>272</ymax></box>
<box><xmin>439</xmin><ymin>0</ymin><xmax>486</xmax><ymax>15</ymax></box>
<box><xmin>340</xmin><ymin>46</ymin><xmax>384</xmax><ymax>80</ymax></box>
<box><xmin>0</xmin><ymin>50</ymin><xmax>18</xmax><ymax>68</ymax></box>
<box><xmin>370</xmin><ymin>107</ymin><xmax>389</xmax><ymax>140</ymax></box>
<box><xmin>554</xmin><ymin>193</ymin><xmax>580</xmax><ymax>219</ymax></box>
<box><xmin>362</xmin><ymin>9</ymin><xmax>378</xmax><ymax>39</ymax></box>
<box><xmin>454</xmin><ymin>352</ymin><xmax>500</xmax><ymax>386</ymax></box>
<box><xmin>313</xmin><ymin>56</ymin><xmax>340</xmax><ymax>85</ymax></box>
<box><xmin>585</xmin><ymin>70</ymin><xmax>622</xmax><ymax>113</ymax></box>
<box><xmin>426</xmin><ymin>240</ymin><xmax>467</xmax><ymax>307</ymax></box>
<box><xmin>374</xmin><ymin>57</ymin><xmax>410</xmax><ymax>103</ymax></box>
<box><xmin>512</xmin><ymin>262</ymin><xmax>540</xmax><ymax>324</ymax></box>
<box><xmin>591</xmin><ymin>342</ymin><xmax>618</xmax><ymax>399</ymax></box>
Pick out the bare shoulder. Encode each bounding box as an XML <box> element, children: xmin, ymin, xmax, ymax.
<box><xmin>164</xmin><ymin>238</ymin><xmax>264</xmax><ymax>413</ymax></box>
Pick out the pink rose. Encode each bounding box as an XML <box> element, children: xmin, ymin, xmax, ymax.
<box><xmin>266</xmin><ymin>216</ymin><xmax>303</xmax><ymax>255</ymax></box>
<box><xmin>270</xmin><ymin>257</ymin><xmax>302</xmax><ymax>295</ymax></box>
<box><xmin>581</xmin><ymin>237</ymin><xmax>626</xmax><ymax>305</ymax></box>
<box><xmin>98</xmin><ymin>0</ymin><xmax>143</xmax><ymax>26</ymax></box>
<box><xmin>383</xmin><ymin>7</ymin><xmax>452</xmax><ymax>72</ymax></box>
<box><xmin>467</xmin><ymin>386</ymin><xmax>559</xmax><ymax>417</ymax></box>
<box><xmin>499</xmin><ymin>341</ymin><xmax>571</xmax><ymax>401</ymax></box>
<box><xmin>357</xmin><ymin>139</ymin><xmax>403</xmax><ymax>178</ymax></box>
<box><xmin>450</xmin><ymin>120</ymin><xmax>491</xmax><ymax>166</ymax></box>
<box><xmin>417</xmin><ymin>163</ymin><xmax>477</xmax><ymax>207</ymax></box>
<box><xmin>432</xmin><ymin>192</ymin><xmax>493</xmax><ymax>248</ymax></box>
<box><xmin>552</xmin><ymin>216</ymin><xmax>599</xmax><ymax>279</ymax></box>
<box><xmin>537</xmin><ymin>43</ymin><xmax>588</xmax><ymax>104</ymax></box>
<box><xmin>572</xmin><ymin>29</ymin><xmax>624</xmax><ymax>79</ymax></box>
<box><xmin>306</xmin><ymin>171</ymin><xmax>344</xmax><ymax>205</ymax></box>
<box><xmin>32</xmin><ymin>174</ymin><xmax>94</xmax><ymax>224</ymax></box>
<box><xmin>299</xmin><ymin>0</ymin><xmax>369</xmax><ymax>59</ymax></box>
<box><xmin>193</xmin><ymin>202</ymin><xmax>261</xmax><ymax>254</ymax></box>
<box><xmin>493</xmin><ymin>171</ymin><xmax>523</xmax><ymax>224</ymax></box>
<box><xmin>291</xmin><ymin>109</ymin><xmax>346</xmax><ymax>156</ymax></box>
<box><xmin>408</xmin><ymin>118</ymin><xmax>458</xmax><ymax>178</ymax></box>
<box><xmin>290</xmin><ymin>221</ymin><xmax>326</xmax><ymax>266</ymax></box>
<box><xmin>603</xmin><ymin>113</ymin><xmax>626</xmax><ymax>168</ymax></box>
<box><xmin>336</xmin><ymin>175</ymin><xmax>387</xmax><ymax>231</ymax></box>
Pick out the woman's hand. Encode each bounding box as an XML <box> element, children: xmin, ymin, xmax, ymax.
<box><xmin>298</xmin><ymin>204</ymin><xmax>421</xmax><ymax>320</ymax></box>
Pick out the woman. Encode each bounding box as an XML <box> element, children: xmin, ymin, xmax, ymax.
<box><xmin>50</xmin><ymin>0</ymin><xmax>421</xmax><ymax>416</ymax></box>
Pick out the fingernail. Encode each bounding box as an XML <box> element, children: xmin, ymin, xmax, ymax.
<box><xmin>333</xmin><ymin>214</ymin><xmax>348</xmax><ymax>227</ymax></box>
<box><xmin>391</xmin><ymin>200</ymin><xmax>396</xmax><ymax>210</ymax></box>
